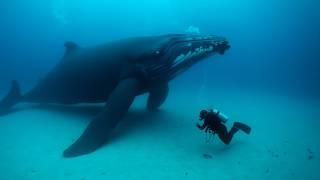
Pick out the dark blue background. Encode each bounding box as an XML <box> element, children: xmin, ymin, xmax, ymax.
<box><xmin>0</xmin><ymin>0</ymin><xmax>319</xmax><ymax>98</ymax></box>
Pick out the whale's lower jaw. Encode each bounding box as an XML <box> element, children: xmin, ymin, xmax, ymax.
<box><xmin>146</xmin><ymin>35</ymin><xmax>230</xmax><ymax>82</ymax></box>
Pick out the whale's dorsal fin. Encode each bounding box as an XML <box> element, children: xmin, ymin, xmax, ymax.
<box><xmin>64</xmin><ymin>41</ymin><xmax>80</xmax><ymax>56</ymax></box>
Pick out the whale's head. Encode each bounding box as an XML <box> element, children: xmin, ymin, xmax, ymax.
<box><xmin>128</xmin><ymin>34</ymin><xmax>230</xmax><ymax>83</ymax></box>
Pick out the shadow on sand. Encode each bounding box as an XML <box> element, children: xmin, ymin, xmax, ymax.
<box><xmin>1</xmin><ymin>103</ymin><xmax>249</xmax><ymax>156</ymax></box>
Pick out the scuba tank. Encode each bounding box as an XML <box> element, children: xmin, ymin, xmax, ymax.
<box><xmin>212</xmin><ymin>109</ymin><xmax>229</xmax><ymax>123</ymax></box>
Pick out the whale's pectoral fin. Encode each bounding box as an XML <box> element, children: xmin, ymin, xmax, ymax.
<box><xmin>63</xmin><ymin>78</ymin><xmax>141</xmax><ymax>158</ymax></box>
<box><xmin>147</xmin><ymin>83</ymin><xmax>169</xmax><ymax>111</ymax></box>
<box><xmin>0</xmin><ymin>80</ymin><xmax>21</xmax><ymax>115</ymax></box>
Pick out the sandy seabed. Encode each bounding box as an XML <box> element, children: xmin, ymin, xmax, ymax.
<box><xmin>0</xmin><ymin>86</ymin><xmax>319</xmax><ymax>180</ymax></box>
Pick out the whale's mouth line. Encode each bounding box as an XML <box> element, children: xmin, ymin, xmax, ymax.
<box><xmin>170</xmin><ymin>41</ymin><xmax>216</xmax><ymax>65</ymax></box>
<box><xmin>164</xmin><ymin>35</ymin><xmax>229</xmax><ymax>65</ymax></box>
<box><xmin>147</xmin><ymin>35</ymin><xmax>229</xmax><ymax>81</ymax></box>
<box><xmin>164</xmin><ymin>37</ymin><xmax>226</xmax><ymax>55</ymax></box>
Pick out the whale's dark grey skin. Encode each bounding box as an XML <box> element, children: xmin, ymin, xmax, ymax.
<box><xmin>0</xmin><ymin>34</ymin><xmax>230</xmax><ymax>157</ymax></box>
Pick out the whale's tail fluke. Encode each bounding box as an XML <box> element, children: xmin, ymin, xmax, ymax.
<box><xmin>0</xmin><ymin>80</ymin><xmax>21</xmax><ymax>115</ymax></box>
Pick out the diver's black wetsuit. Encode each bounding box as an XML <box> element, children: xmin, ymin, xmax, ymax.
<box><xmin>197</xmin><ymin>110</ymin><xmax>251</xmax><ymax>144</ymax></box>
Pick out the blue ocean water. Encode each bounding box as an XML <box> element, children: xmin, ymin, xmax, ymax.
<box><xmin>0</xmin><ymin>0</ymin><xmax>319</xmax><ymax>180</ymax></box>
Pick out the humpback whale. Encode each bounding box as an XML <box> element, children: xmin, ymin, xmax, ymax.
<box><xmin>0</xmin><ymin>34</ymin><xmax>230</xmax><ymax>157</ymax></box>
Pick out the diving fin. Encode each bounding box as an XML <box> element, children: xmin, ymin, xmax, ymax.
<box><xmin>234</xmin><ymin>122</ymin><xmax>251</xmax><ymax>135</ymax></box>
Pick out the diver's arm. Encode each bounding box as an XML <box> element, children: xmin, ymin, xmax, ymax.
<box><xmin>196</xmin><ymin>123</ymin><xmax>207</xmax><ymax>130</ymax></box>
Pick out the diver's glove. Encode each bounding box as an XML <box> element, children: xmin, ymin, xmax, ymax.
<box><xmin>196</xmin><ymin>122</ymin><xmax>207</xmax><ymax>131</ymax></box>
<box><xmin>196</xmin><ymin>123</ymin><xmax>201</xmax><ymax>129</ymax></box>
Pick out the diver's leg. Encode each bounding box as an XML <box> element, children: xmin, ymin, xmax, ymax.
<box><xmin>216</xmin><ymin>122</ymin><xmax>251</xmax><ymax>145</ymax></box>
<box><xmin>217</xmin><ymin>123</ymin><xmax>244</xmax><ymax>145</ymax></box>
<box><xmin>216</xmin><ymin>124</ymin><xmax>233</xmax><ymax>144</ymax></box>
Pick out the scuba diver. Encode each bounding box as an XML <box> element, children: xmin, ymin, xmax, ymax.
<box><xmin>196</xmin><ymin>109</ymin><xmax>251</xmax><ymax>144</ymax></box>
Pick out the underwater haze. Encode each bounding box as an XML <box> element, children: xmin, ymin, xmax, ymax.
<box><xmin>0</xmin><ymin>0</ymin><xmax>319</xmax><ymax>180</ymax></box>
